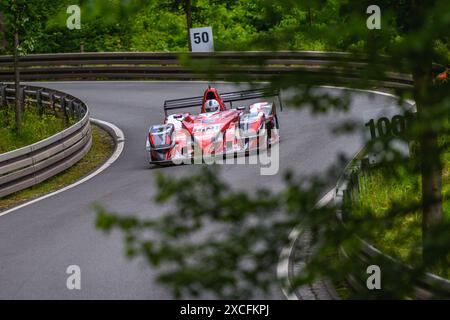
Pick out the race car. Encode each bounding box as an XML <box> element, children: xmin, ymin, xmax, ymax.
<box><xmin>146</xmin><ymin>86</ymin><xmax>282</xmax><ymax>165</ymax></box>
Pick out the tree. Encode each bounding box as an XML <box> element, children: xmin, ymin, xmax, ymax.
<box><xmin>298</xmin><ymin>0</ymin><xmax>328</xmax><ymax>27</ymax></box>
<box><xmin>185</xmin><ymin>0</ymin><xmax>193</xmax><ymax>51</ymax></box>
<box><xmin>0</xmin><ymin>0</ymin><xmax>146</xmax><ymax>133</ymax></box>
<box><xmin>0</xmin><ymin>12</ymin><xmax>6</xmax><ymax>52</ymax></box>
<box><xmin>13</xmin><ymin>4</ymin><xmax>20</xmax><ymax>132</ymax></box>
<box><xmin>407</xmin><ymin>1</ymin><xmax>444</xmax><ymax>264</ymax></box>
<box><xmin>158</xmin><ymin>0</ymin><xmax>195</xmax><ymax>51</ymax></box>
<box><xmin>0</xmin><ymin>0</ymin><xmax>63</xmax><ymax>131</ymax></box>
<box><xmin>341</xmin><ymin>0</ymin><xmax>449</xmax><ymax>266</ymax></box>
<box><xmin>3</xmin><ymin>0</ymin><xmax>27</xmax><ymax>132</ymax></box>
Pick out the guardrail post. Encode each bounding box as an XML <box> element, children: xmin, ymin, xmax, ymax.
<box><xmin>49</xmin><ymin>92</ymin><xmax>56</xmax><ymax>115</ymax></box>
<box><xmin>60</xmin><ymin>96</ymin><xmax>69</xmax><ymax>126</ymax></box>
<box><xmin>20</xmin><ymin>86</ymin><xmax>26</xmax><ymax>112</ymax></box>
<box><xmin>79</xmin><ymin>102</ymin><xmax>87</xmax><ymax>118</ymax></box>
<box><xmin>67</xmin><ymin>99</ymin><xmax>74</xmax><ymax>119</ymax></box>
<box><xmin>0</xmin><ymin>84</ymin><xmax>6</xmax><ymax>108</ymax></box>
<box><xmin>73</xmin><ymin>101</ymin><xmax>80</xmax><ymax>119</ymax></box>
<box><xmin>36</xmin><ymin>89</ymin><xmax>43</xmax><ymax>116</ymax></box>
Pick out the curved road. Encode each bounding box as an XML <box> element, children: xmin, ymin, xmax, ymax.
<box><xmin>0</xmin><ymin>81</ymin><xmax>399</xmax><ymax>299</ymax></box>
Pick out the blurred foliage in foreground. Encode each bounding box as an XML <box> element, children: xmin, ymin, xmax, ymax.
<box><xmin>96</xmin><ymin>167</ymin><xmax>312</xmax><ymax>298</ymax></box>
<box><xmin>91</xmin><ymin>0</ymin><xmax>450</xmax><ymax>299</ymax></box>
<box><xmin>93</xmin><ymin>0</ymin><xmax>450</xmax><ymax>299</ymax></box>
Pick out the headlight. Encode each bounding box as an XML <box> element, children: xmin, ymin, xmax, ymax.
<box><xmin>148</xmin><ymin>124</ymin><xmax>175</xmax><ymax>149</ymax></box>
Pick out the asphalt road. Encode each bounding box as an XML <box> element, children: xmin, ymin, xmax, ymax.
<box><xmin>0</xmin><ymin>81</ymin><xmax>400</xmax><ymax>299</ymax></box>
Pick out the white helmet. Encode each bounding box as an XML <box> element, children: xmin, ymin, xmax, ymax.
<box><xmin>205</xmin><ymin>99</ymin><xmax>220</xmax><ymax>112</ymax></box>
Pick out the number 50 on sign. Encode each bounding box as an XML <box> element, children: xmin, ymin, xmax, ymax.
<box><xmin>189</xmin><ymin>27</ymin><xmax>214</xmax><ymax>52</ymax></box>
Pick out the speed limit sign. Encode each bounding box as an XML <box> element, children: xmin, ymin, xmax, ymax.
<box><xmin>189</xmin><ymin>27</ymin><xmax>214</xmax><ymax>52</ymax></box>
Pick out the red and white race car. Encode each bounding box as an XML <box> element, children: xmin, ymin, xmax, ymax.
<box><xmin>146</xmin><ymin>86</ymin><xmax>282</xmax><ymax>165</ymax></box>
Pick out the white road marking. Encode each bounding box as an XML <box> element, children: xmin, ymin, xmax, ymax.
<box><xmin>321</xmin><ymin>85</ymin><xmax>416</xmax><ymax>107</ymax></box>
<box><xmin>0</xmin><ymin>118</ymin><xmax>125</xmax><ymax>217</ymax></box>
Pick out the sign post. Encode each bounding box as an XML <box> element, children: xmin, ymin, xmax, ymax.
<box><xmin>189</xmin><ymin>27</ymin><xmax>214</xmax><ymax>52</ymax></box>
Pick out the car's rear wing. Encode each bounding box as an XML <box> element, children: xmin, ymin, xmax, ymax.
<box><xmin>163</xmin><ymin>88</ymin><xmax>283</xmax><ymax>116</ymax></box>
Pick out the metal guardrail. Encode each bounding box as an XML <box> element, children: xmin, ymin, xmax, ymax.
<box><xmin>0</xmin><ymin>83</ymin><xmax>91</xmax><ymax>198</ymax></box>
<box><xmin>0</xmin><ymin>51</ymin><xmax>413</xmax><ymax>88</ymax></box>
<box><xmin>334</xmin><ymin>148</ymin><xmax>450</xmax><ymax>299</ymax></box>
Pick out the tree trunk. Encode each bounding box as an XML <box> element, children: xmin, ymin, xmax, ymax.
<box><xmin>13</xmin><ymin>28</ymin><xmax>21</xmax><ymax>133</ymax></box>
<box><xmin>308</xmin><ymin>7</ymin><xmax>313</xmax><ymax>27</ymax></box>
<box><xmin>0</xmin><ymin>12</ymin><xmax>6</xmax><ymax>52</ymax></box>
<box><xmin>413</xmin><ymin>65</ymin><xmax>443</xmax><ymax>266</ymax></box>
<box><xmin>185</xmin><ymin>0</ymin><xmax>192</xmax><ymax>51</ymax></box>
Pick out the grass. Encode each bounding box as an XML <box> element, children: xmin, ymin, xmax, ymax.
<box><xmin>352</xmin><ymin>149</ymin><xmax>450</xmax><ymax>279</ymax></box>
<box><xmin>0</xmin><ymin>105</ymin><xmax>75</xmax><ymax>153</ymax></box>
<box><xmin>0</xmin><ymin>125</ymin><xmax>115</xmax><ymax>212</ymax></box>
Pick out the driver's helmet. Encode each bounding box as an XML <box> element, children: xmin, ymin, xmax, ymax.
<box><xmin>205</xmin><ymin>99</ymin><xmax>220</xmax><ymax>112</ymax></box>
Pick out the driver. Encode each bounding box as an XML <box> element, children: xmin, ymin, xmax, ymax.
<box><xmin>204</xmin><ymin>99</ymin><xmax>220</xmax><ymax>113</ymax></box>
